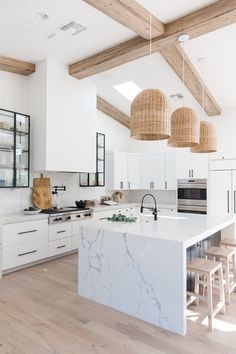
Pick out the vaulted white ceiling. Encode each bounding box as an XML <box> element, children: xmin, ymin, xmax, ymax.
<box><xmin>0</xmin><ymin>0</ymin><xmax>235</xmax><ymax>111</ymax></box>
<box><xmin>0</xmin><ymin>0</ymin><xmax>216</xmax><ymax>64</ymax></box>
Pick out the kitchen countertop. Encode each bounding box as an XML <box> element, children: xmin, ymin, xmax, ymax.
<box><xmin>93</xmin><ymin>202</ymin><xmax>176</xmax><ymax>213</ymax></box>
<box><xmin>0</xmin><ymin>213</ymin><xmax>49</xmax><ymax>226</ymax></box>
<box><xmin>83</xmin><ymin>212</ymin><xmax>235</xmax><ymax>248</ymax></box>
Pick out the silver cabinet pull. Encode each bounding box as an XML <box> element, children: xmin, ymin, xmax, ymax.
<box><xmin>227</xmin><ymin>190</ymin><xmax>230</xmax><ymax>214</ymax></box>
<box><xmin>57</xmin><ymin>230</ymin><xmax>66</xmax><ymax>234</ymax></box>
<box><xmin>18</xmin><ymin>250</ymin><xmax>37</xmax><ymax>257</ymax></box>
<box><xmin>165</xmin><ymin>181</ymin><xmax>167</xmax><ymax>189</ymax></box>
<box><xmin>189</xmin><ymin>170</ymin><xmax>191</xmax><ymax>178</ymax></box>
<box><xmin>120</xmin><ymin>181</ymin><xmax>123</xmax><ymax>189</ymax></box>
<box><xmin>234</xmin><ymin>191</ymin><xmax>236</xmax><ymax>214</ymax></box>
<box><xmin>128</xmin><ymin>181</ymin><xmax>131</xmax><ymax>189</ymax></box>
<box><xmin>18</xmin><ymin>229</ymin><xmax>37</xmax><ymax>235</ymax></box>
<box><xmin>57</xmin><ymin>245</ymin><xmax>66</xmax><ymax>249</ymax></box>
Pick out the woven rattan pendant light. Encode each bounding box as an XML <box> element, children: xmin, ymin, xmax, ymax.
<box><xmin>130</xmin><ymin>1</ymin><xmax>170</xmax><ymax>141</ymax></box>
<box><xmin>191</xmin><ymin>57</ymin><xmax>217</xmax><ymax>153</ymax></box>
<box><xmin>168</xmin><ymin>107</ymin><xmax>200</xmax><ymax>147</ymax></box>
<box><xmin>191</xmin><ymin>121</ymin><xmax>217</xmax><ymax>153</ymax></box>
<box><xmin>168</xmin><ymin>34</ymin><xmax>200</xmax><ymax>148</ymax></box>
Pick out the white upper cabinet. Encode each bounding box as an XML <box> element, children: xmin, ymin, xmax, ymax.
<box><xmin>140</xmin><ymin>153</ymin><xmax>165</xmax><ymax>190</ymax></box>
<box><xmin>106</xmin><ymin>152</ymin><xmax>128</xmax><ymax>190</ymax></box>
<box><xmin>165</xmin><ymin>152</ymin><xmax>177</xmax><ymax>190</ymax></box>
<box><xmin>127</xmin><ymin>154</ymin><xmax>140</xmax><ymax>190</ymax></box>
<box><xmin>176</xmin><ymin>151</ymin><xmax>208</xmax><ymax>179</ymax></box>
<box><xmin>106</xmin><ymin>151</ymin><xmax>177</xmax><ymax>191</ymax></box>
<box><xmin>27</xmin><ymin>60</ymin><xmax>96</xmax><ymax>173</ymax></box>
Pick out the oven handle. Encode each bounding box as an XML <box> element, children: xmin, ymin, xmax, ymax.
<box><xmin>227</xmin><ymin>190</ymin><xmax>230</xmax><ymax>214</ymax></box>
<box><xmin>234</xmin><ymin>190</ymin><xmax>236</xmax><ymax>214</ymax></box>
<box><xmin>177</xmin><ymin>184</ymin><xmax>207</xmax><ymax>189</ymax></box>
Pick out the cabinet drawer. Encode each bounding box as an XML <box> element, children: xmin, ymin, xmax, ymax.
<box><xmin>48</xmin><ymin>237</ymin><xmax>72</xmax><ymax>257</ymax></box>
<box><xmin>2</xmin><ymin>239</ymin><xmax>48</xmax><ymax>270</ymax></box>
<box><xmin>2</xmin><ymin>219</ymin><xmax>48</xmax><ymax>247</ymax></box>
<box><xmin>49</xmin><ymin>223</ymin><xmax>72</xmax><ymax>241</ymax></box>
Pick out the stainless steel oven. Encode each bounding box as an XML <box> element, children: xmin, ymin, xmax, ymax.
<box><xmin>177</xmin><ymin>179</ymin><xmax>207</xmax><ymax>214</ymax></box>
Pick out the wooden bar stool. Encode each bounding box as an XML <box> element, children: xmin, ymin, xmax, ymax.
<box><xmin>220</xmin><ymin>238</ymin><xmax>236</xmax><ymax>248</ymax></box>
<box><xmin>205</xmin><ymin>246</ymin><xmax>236</xmax><ymax>305</ymax></box>
<box><xmin>187</xmin><ymin>258</ymin><xmax>225</xmax><ymax>332</ymax></box>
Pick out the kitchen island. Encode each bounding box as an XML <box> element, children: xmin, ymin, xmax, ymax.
<box><xmin>78</xmin><ymin>212</ymin><xmax>236</xmax><ymax>335</ymax></box>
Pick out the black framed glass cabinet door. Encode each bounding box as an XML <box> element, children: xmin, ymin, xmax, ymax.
<box><xmin>0</xmin><ymin>108</ymin><xmax>30</xmax><ymax>188</ymax></box>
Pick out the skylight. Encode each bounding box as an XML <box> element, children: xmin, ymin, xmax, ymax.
<box><xmin>114</xmin><ymin>81</ymin><xmax>142</xmax><ymax>101</ymax></box>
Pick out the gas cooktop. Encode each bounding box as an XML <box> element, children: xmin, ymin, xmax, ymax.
<box><xmin>41</xmin><ymin>206</ymin><xmax>93</xmax><ymax>224</ymax></box>
<box><xmin>41</xmin><ymin>206</ymin><xmax>90</xmax><ymax>215</ymax></box>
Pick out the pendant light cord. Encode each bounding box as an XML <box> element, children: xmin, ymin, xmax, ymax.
<box><xmin>202</xmin><ymin>61</ymin><xmax>205</xmax><ymax>114</ymax></box>
<box><xmin>148</xmin><ymin>0</ymin><xmax>152</xmax><ymax>88</ymax></box>
<box><xmin>182</xmin><ymin>40</ymin><xmax>186</xmax><ymax>107</ymax></box>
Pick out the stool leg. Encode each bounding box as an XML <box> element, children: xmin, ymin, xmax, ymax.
<box><xmin>207</xmin><ymin>274</ymin><xmax>213</xmax><ymax>332</ymax></box>
<box><xmin>225</xmin><ymin>258</ymin><xmax>231</xmax><ymax>305</ymax></box>
<box><xmin>194</xmin><ymin>273</ymin><xmax>200</xmax><ymax>305</ymax></box>
<box><xmin>232</xmin><ymin>253</ymin><xmax>236</xmax><ymax>292</ymax></box>
<box><xmin>218</xmin><ymin>266</ymin><xmax>226</xmax><ymax>314</ymax></box>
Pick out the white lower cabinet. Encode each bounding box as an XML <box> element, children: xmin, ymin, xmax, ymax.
<box><xmin>2</xmin><ymin>239</ymin><xmax>48</xmax><ymax>270</ymax></box>
<box><xmin>2</xmin><ymin>217</ymin><xmax>84</xmax><ymax>272</ymax></box>
<box><xmin>2</xmin><ymin>219</ymin><xmax>48</xmax><ymax>247</ymax></box>
<box><xmin>2</xmin><ymin>219</ymin><xmax>49</xmax><ymax>270</ymax></box>
<box><xmin>72</xmin><ymin>235</ymin><xmax>80</xmax><ymax>250</ymax></box>
<box><xmin>49</xmin><ymin>223</ymin><xmax>72</xmax><ymax>241</ymax></box>
<box><xmin>48</xmin><ymin>237</ymin><xmax>72</xmax><ymax>257</ymax></box>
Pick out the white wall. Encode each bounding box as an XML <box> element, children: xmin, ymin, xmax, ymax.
<box><xmin>0</xmin><ymin>70</ymin><xmax>130</xmax><ymax>214</ymax></box>
<box><xmin>0</xmin><ymin>71</ymin><xmax>27</xmax><ymax>113</ymax></box>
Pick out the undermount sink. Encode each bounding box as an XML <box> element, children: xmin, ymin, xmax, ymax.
<box><xmin>139</xmin><ymin>214</ymin><xmax>188</xmax><ymax>220</ymax></box>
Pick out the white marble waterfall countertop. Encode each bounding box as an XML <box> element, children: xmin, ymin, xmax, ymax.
<box><xmin>0</xmin><ymin>213</ymin><xmax>48</xmax><ymax>225</ymax></box>
<box><xmin>84</xmin><ymin>212</ymin><xmax>236</xmax><ymax>248</ymax></box>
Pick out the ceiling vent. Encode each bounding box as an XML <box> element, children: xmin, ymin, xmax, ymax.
<box><xmin>169</xmin><ymin>93</ymin><xmax>184</xmax><ymax>100</ymax></box>
<box><xmin>60</xmin><ymin>21</ymin><xmax>86</xmax><ymax>36</ymax></box>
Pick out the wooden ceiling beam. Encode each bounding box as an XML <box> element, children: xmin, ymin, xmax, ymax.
<box><xmin>70</xmin><ymin>0</ymin><xmax>236</xmax><ymax>80</ymax></box>
<box><xmin>0</xmin><ymin>55</ymin><xmax>35</xmax><ymax>76</ymax></box>
<box><xmin>82</xmin><ymin>0</ymin><xmax>165</xmax><ymax>40</ymax></box>
<box><xmin>97</xmin><ymin>96</ymin><xmax>130</xmax><ymax>128</ymax></box>
<box><xmin>160</xmin><ymin>45</ymin><xmax>221</xmax><ymax>116</ymax></box>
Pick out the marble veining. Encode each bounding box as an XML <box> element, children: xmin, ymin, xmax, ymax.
<box><xmin>79</xmin><ymin>226</ymin><xmax>176</xmax><ymax>332</ymax></box>
<box><xmin>122</xmin><ymin>233</ymin><xmax>172</xmax><ymax>329</ymax></box>
<box><xmin>80</xmin><ymin>227</ymin><xmax>112</xmax><ymax>305</ymax></box>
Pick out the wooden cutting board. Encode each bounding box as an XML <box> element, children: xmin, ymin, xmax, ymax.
<box><xmin>32</xmin><ymin>186</ymin><xmax>52</xmax><ymax>209</ymax></box>
<box><xmin>33</xmin><ymin>177</ymin><xmax>51</xmax><ymax>187</ymax></box>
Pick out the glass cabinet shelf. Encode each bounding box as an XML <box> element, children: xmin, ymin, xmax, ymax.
<box><xmin>0</xmin><ymin>108</ymin><xmax>30</xmax><ymax>188</ymax></box>
<box><xmin>80</xmin><ymin>132</ymin><xmax>105</xmax><ymax>187</ymax></box>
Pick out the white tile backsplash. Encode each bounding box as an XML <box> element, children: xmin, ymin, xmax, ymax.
<box><xmin>0</xmin><ymin>170</ymin><xmax>175</xmax><ymax>214</ymax></box>
<box><xmin>0</xmin><ymin>171</ymin><xmax>131</xmax><ymax>214</ymax></box>
<box><xmin>129</xmin><ymin>190</ymin><xmax>177</xmax><ymax>206</ymax></box>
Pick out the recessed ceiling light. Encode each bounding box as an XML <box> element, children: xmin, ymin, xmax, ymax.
<box><xmin>47</xmin><ymin>33</ymin><xmax>56</xmax><ymax>39</ymax></box>
<box><xmin>169</xmin><ymin>93</ymin><xmax>184</xmax><ymax>100</ymax></box>
<box><xmin>60</xmin><ymin>21</ymin><xmax>86</xmax><ymax>36</ymax></box>
<box><xmin>35</xmin><ymin>12</ymin><xmax>49</xmax><ymax>21</ymax></box>
<box><xmin>114</xmin><ymin>81</ymin><xmax>142</xmax><ymax>101</ymax></box>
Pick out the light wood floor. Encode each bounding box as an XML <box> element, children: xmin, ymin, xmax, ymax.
<box><xmin>1</xmin><ymin>254</ymin><xmax>236</xmax><ymax>354</ymax></box>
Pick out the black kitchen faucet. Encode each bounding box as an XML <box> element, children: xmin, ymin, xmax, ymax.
<box><xmin>140</xmin><ymin>194</ymin><xmax>158</xmax><ymax>221</ymax></box>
